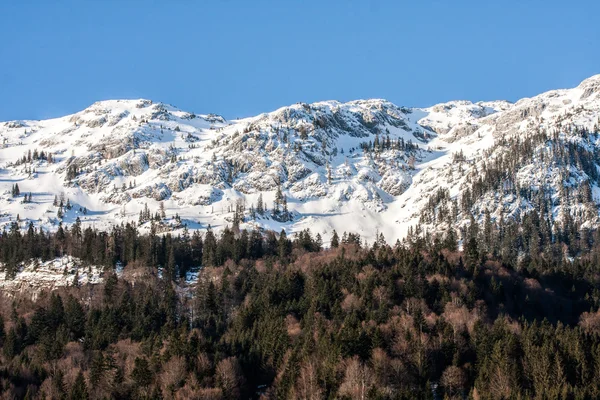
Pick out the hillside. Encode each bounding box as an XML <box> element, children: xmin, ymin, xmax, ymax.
<box><xmin>1</xmin><ymin>76</ymin><xmax>600</xmax><ymax>245</ymax></box>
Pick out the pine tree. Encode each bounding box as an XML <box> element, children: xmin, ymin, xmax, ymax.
<box><xmin>282</xmin><ymin>195</ymin><xmax>289</xmax><ymax>221</ymax></box>
<box><xmin>52</xmin><ymin>370</ymin><xmax>67</xmax><ymax>399</ymax></box>
<box><xmin>0</xmin><ymin>314</ymin><xmax>4</xmax><ymax>348</ymax></box>
<box><xmin>89</xmin><ymin>352</ymin><xmax>105</xmax><ymax>388</ymax></box>
<box><xmin>143</xmin><ymin>203</ymin><xmax>150</xmax><ymax>221</ymax></box>
<box><xmin>274</xmin><ymin>184</ymin><xmax>284</xmax><ymax>216</ymax></box>
<box><xmin>167</xmin><ymin>246</ymin><xmax>176</xmax><ymax>281</ymax></box>
<box><xmin>3</xmin><ymin>327</ymin><xmax>19</xmax><ymax>358</ymax></box>
<box><xmin>202</xmin><ymin>226</ymin><xmax>217</xmax><ymax>266</ymax></box>
<box><xmin>64</xmin><ymin>295</ymin><xmax>85</xmax><ymax>339</ymax></box>
<box><xmin>444</xmin><ymin>228</ymin><xmax>458</xmax><ymax>252</ymax></box>
<box><xmin>132</xmin><ymin>357</ymin><xmax>153</xmax><ymax>388</ymax></box>
<box><xmin>160</xmin><ymin>201</ymin><xmax>166</xmax><ymax>219</ymax></box>
<box><xmin>257</xmin><ymin>193</ymin><xmax>264</xmax><ymax>214</ymax></box>
<box><xmin>331</xmin><ymin>230</ymin><xmax>340</xmax><ymax>248</ymax></box>
<box><xmin>278</xmin><ymin>230</ymin><xmax>291</xmax><ymax>259</ymax></box>
<box><xmin>69</xmin><ymin>371</ymin><xmax>89</xmax><ymax>400</ymax></box>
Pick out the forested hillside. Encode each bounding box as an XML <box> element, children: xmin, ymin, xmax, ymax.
<box><xmin>1</xmin><ymin>219</ymin><xmax>600</xmax><ymax>399</ymax></box>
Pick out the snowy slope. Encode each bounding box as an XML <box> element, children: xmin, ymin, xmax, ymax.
<box><xmin>1</xmin><ymin>76</ymin><xmax>600</xmax><ymax>245</ymax></box>
<box><xmin>0</xmin><ymin>256</ymin><xmax>103</xmax><ymax>296</ymax></box>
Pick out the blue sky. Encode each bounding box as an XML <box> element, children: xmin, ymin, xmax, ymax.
<box><xmin>0</xmin><ymin>1</ymin><xmax>598</xmax><ymax>121</ymax></box>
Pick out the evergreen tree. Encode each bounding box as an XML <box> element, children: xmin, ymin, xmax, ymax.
<box><xmin>0</xmin><ymin>314</ymin><xmax>4</xmax><ymax>348</ymax></box>
<box><xmin>331</xmin><ymin>230</ymin><xmax>340</xmax><ymax>248</ymax></box>
<box><xmin>3</xmin><ymin>327</ymin><xmax>19</xmax><ymax>358</ymax></box>
<box><xmin>132</xmin><ymin>357</ymin><xmax>153</xmax><ymax>388</ymax></box>
<box><xmin>160</xmin><ymin>201</ymin><xmax>166</xmax><ymax>219</ymax></box>
<box><xmin>64</xmin><ymin>295</ymin><xmax>85</xmax><ymax>339</ymax></box>
<box><xmin>69</xmin><ymin>371</ymin><xmax>88</xmax><ymax>400</ymax></box>
<box><xmin>257</xmin><ymin>193</ymin><xmax>264</xmax><ymax>214</ymax></box>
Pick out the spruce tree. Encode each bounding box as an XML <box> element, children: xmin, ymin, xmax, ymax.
<box><xmin>69</xmin><ymin>371</ymin><xmax>89</xmax><ymax>400</ymax></box>
<box><xmin>3</xmin><ymin>328</ymin><xmax>19</xmax><ymax>358</ymax></box>
<box><xmin>257</xmin><ymin>193</ymin><xmax>264</xmax><ymax>214</ymax></box>
<box><xmin>132</xmin><ymin>357</ymin><xmax>153</xmax><ymax>388</ymax></box>
<box><xmin>160</xmin><ymin>201</ymin><xmax>166</xmax><ymax>219</ymax></box>
<box><xmin>331</xmin><ymin>230</ymin><xmax>340</xmax><ymax>248</ymax></box>
<box><xmin>0</xmin><ymin>314</ymin><xmax>5</xmax><ymax>348</ymax></box>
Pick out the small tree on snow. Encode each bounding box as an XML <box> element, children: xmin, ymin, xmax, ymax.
<box><xmin>257</xmin><ymin>193</ymin><xmax>264</xmax><ymax>214</ymax></box>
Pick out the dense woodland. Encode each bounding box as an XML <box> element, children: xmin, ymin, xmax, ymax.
<box><xmin>1</xmin><ymin>216</ymin><xmax>600</xmax><ymax>399</ymax></box>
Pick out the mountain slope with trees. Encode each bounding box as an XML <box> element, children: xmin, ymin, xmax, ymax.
<box><xmin>1</xmin><ymin>217</ymin><xmax>600</xmax><ymax>398</ymax></box>
<box><xmin>2</xmin><ymin>76</ymin><xmax>599</xmax><ymax>249</ymax></box>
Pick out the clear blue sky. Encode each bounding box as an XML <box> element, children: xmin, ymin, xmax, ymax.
<box><xmin>1</xmin><ymin>1</ymin><xmax>598</xmax><ymax>121</ymax></box>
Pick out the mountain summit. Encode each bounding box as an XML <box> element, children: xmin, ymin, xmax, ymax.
<box><xmin>1</xmin><ymin>76</ymin><xmax>600</xmax><ymax>244</ymax></box>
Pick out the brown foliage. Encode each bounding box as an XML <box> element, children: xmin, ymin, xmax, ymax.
<box><xmin>441</xmin><ymin>365</ymin><xmax>467</xmax><ymax>397</ymax></box>
<box><xmin>160</xmin><ymin>356</ymin><xmax>187</xmax><ymax>394</ymax></box>
<box><xmin>285</xmin><ymin>314</ymin><xmax>302</xmax><ymax>338</ymax></box>
<box><xmin>579</xmin><ymin>310</ymin><xmax>600</xmax><ymax>333</ymax></box>
<box><xmin>337</xmin><ymin>356</ymin><xmax>374</xmax><ymax>400</ymax></box>
<box><xmin>341</xmin><ymin>293</ymin><xmax>362</xmax><ymax>313</ymax></box>
<box><xmin>294</xmin><ymin>358</ymin><xmax>323</xmax><ymax>400</ymax></box>
<box><xmin>442</xmin><ymin>302</ymin><xmax>478</xmax><ymax>336</ymax></box>
<box><xmin>216</xmin><ymin>357</ymin><xmax>244</xmax><ymax>398</ymax></box>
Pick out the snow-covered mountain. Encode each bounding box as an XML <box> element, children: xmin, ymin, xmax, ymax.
<box><xmin>1</xmin><ymin>75</ymin><xmax>600</xmax><ymax>244</ymax></box>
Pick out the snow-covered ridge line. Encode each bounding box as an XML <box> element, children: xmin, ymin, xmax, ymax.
<box><xmin>0</xmin><ymin>75</ymin><xmax>599</xmax><ymax>246</ymax></box>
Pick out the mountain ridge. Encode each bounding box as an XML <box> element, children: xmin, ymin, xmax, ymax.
<box><xmin>1</xmin><ymin>75</ymin><xmax>599</xmax><ymax>245</ymax></box>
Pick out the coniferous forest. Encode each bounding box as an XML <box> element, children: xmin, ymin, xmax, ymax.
<box><xmin>1</xmin><ymin>218</ymin><xmax>600</xmax><ymax>399</ymax></box>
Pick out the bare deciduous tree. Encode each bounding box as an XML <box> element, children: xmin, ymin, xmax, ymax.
<box><xmin>160</xmin><ymin>356</ymin><xmax>186</xmax><ymax>394</ymax></box>
<box><xmin>216</xmin><ymin>357</ymin><xmax>244</xmax><ymax>398</ymax></box>
<box><xmin>338</xmin><ymin>356</ymin><xmax>374</xmax><ymax>400</ymax></box>
<box><xmin>441</xmin><ymin>365</ymin><xmax>467</xmax><ymax>398</ymax></box>
<box><xmin>294</xmin><ymin>358</ymin><xmax>323</xmax><ymax>400</ymax></box>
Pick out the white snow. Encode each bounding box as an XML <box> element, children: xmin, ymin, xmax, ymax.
<box><xmin>0</xmin><ymin>75</ymin><xmax>599</xmax><ymax>252</ymax></box>
<box><xmin>0</xmin><ymin>256</ymin><xmax>103</xmax><ymax>296</ymax></box>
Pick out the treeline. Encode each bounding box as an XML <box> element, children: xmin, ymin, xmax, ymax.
<box><xmin>0</xmin><ymin>218</ymin><xmax>325</xmax><ymax>281</ymax></box>
<box><xmin>1</xmin><ymin>220</ymin><xmax>600</xmax><ymax>398</ymax></box>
